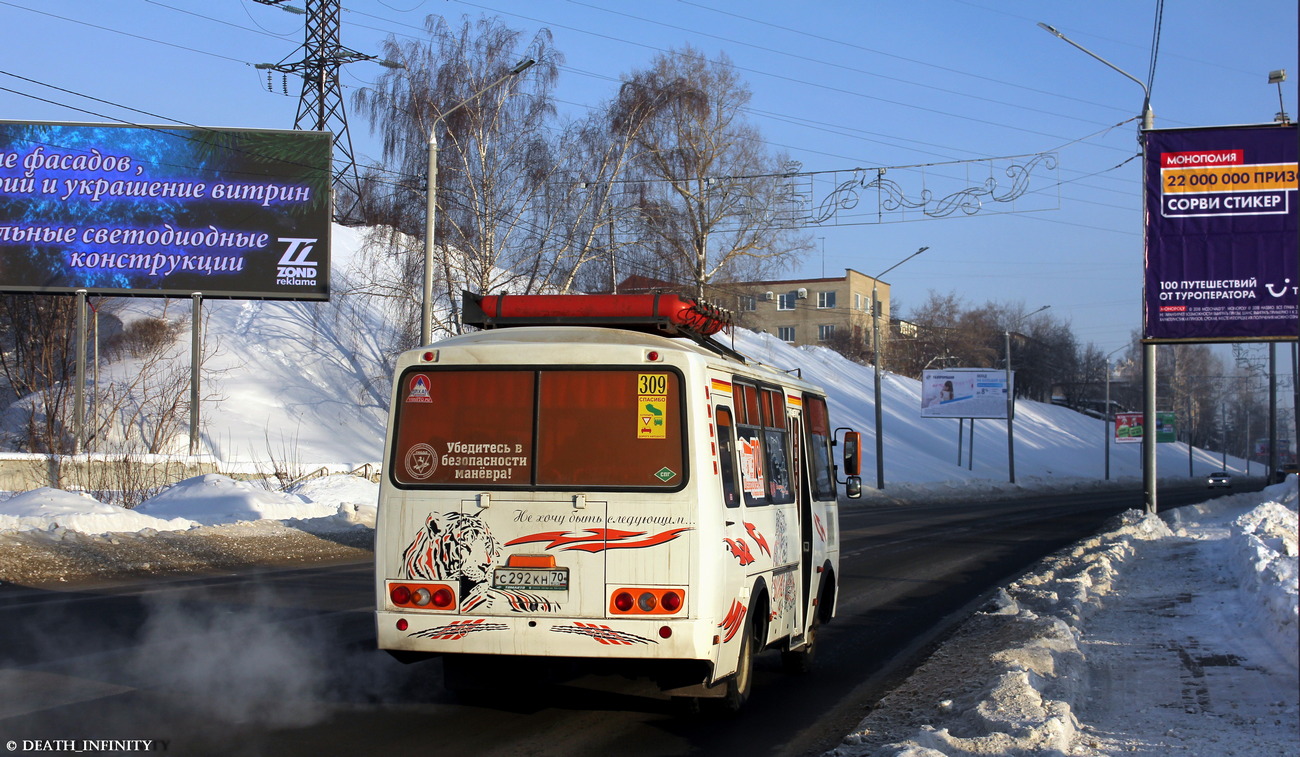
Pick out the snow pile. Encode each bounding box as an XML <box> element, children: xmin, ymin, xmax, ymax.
<box><xmin>0</xmin><ymin>487</ymin><xmax>197</xmax><ymax>535</ymax></box>
<box><xmin>135</xmin><ymin>473</ymin><xmax>328</xmax><ymax>525</ymax></box>
<box><xmin>1229</xmin><ymin>484</ymin><xmax>1299</xmax><ymax>668</ymax></box>
<box><xmin>0</xmin><ymin>473</ymin><xmax>377</xmax><ymax>537</ymax></box>
<box><xmin>830</xmin><ymin>479</ymin><xmax>1299</xmax><ymax>756</ymax></box>
<box><xmin>284</xmin><ymin>473</ymin><xmax>380</xmax><ymax>533</ymax></box>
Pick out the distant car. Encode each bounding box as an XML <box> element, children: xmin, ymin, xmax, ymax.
<box><xmin>1206</xmin><ymin>471</ymin><xmax>1232</xmax><ymax>489</ymax></box>
<box><xmin>1272</xmin><ymin>463</ymin><xmax>1300</xmax><ymax>484</ymax></box>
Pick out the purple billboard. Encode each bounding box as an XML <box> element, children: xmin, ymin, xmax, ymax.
<box><xmin>1144</xmin><ymin>123</ymin><xmax>1297</xmax><ymax>342</ymax></box>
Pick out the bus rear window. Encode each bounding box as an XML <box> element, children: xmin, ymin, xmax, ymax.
<box><xmin>391</xmin><ymin>368</ymin><xmax>685</xmax><ymax>490</ymax></box>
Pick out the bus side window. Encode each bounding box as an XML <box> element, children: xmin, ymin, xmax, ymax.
<box><xmin>803</xmin><ymin>394</ymin><xmax>837</xmax><ymax>500</ymax></box>
<box><xmin>763</xmin><ymin>388</ymin><xmax>794</xmax><ymax>504</ymax></box>
<box><xmin>716</xmin><ymin>406</ymin><xmax>740</xmax><ymax>508</ymax></box>
<box><xmin>734</xmin><ymin>382</ymin><xmax>768</xmax><ymax>506</ymax></box>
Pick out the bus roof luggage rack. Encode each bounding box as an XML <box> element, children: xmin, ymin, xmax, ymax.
<box><xmin>462</xmin><ymin>291</ymin><xmax>745</xmax><ymax>360</ymax></box>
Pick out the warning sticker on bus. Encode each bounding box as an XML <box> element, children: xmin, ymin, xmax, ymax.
<box><xmin>637</xmin><ymin>373</ymin><xmax>669</xmax><ymax>440</ymax></box>
<box><xmin>638</xmin><ymin>395</ymin><xmax>667</xmax><ymax>439</ymax></box>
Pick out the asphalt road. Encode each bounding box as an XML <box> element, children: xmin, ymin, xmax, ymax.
<box><xmin>0</xmin><ymin>482</ymin><xmax>1255</xmax><ymax>757</ymax></box>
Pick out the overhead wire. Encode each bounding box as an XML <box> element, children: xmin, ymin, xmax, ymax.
<box><xmin>452</xmin><ymin>0</ymin><xmax>1127</xmax><ymax>149</ymax></box>
<box><xmin>0</xmin><ymin>1</ymin><xmax>1151</xmax><ymax>240</ymax></box>
<box><xmin>565</xmin><ymin>0</ymin><xmax>1122</xmax><ymax>131</ymax></box>
<box><xmin>0</xmin><ymin>0</ymin><xmax>253</xmax><ymax>66</ymax></box>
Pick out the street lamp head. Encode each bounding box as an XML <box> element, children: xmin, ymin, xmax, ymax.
<box><xmin>511</xmin><ymin>58</ymin><xmax>537</xmax><ymax>75</ymax></box>
<box><xmin>1269</xmin><ymin>69</ymin><xmax>1290</xmax><ymax>124</ymax></box>
<box><xmin>1037</xmin><ymin>20</ymin><xmax>1151</xmax><ymax>129</ymax></box>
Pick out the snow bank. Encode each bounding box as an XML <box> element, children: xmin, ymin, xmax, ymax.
<box><xmin>830</xmin><ymin>480</ymin><xmax>1299</xmax><ymax>756</ymax></box>
<box><xmin>133</xmin><ymin>473</ymin><xmax>333</xmax><ymax>525</ymax></box>
<box><xmin>0</xmin><ymin>473</ymin><xmax>378</xmax><ymax>539</ymax></box>
<box><xmin>0</xmin><ymin>487</ymin><xmax>197</xmax><ymax>535</ymax></box>
<box><xmin>1230</xmin><ymin>480</ymin><xmax>1299</xmax><ymax>668</ymax></box>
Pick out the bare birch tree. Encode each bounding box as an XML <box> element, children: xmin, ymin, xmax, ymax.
<box><xmin>616</xmin><ymin>45</ymin><xmax>812</xmax><ymax>296</ymax></box>
<box><xmin>352</xmin><ymin>15</ymin><xmax>562</xmax><ymax>336</ymax></box>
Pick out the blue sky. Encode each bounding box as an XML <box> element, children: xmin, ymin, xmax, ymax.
<box><xmin>0</xmin><ymin>0</ymin><xmax>1295</xmax><ymax>359</ymax></box>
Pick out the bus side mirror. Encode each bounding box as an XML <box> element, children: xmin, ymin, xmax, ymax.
<box><xmin>842</xmin><ymin>431</ymin><xmax>861</xmax><ymax>477</ymax></box>
<box><xmin>834</xmin><ymin>428</ymin><xmax>863</xmax><ymax>499</ymax></box>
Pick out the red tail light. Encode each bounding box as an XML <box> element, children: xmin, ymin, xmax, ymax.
<box><xmin>388</xmin><ymin>581</ymin><xmax>456</xmax><ymax>611</ymax></box>
<box><xmin>609</xmin><ymin>587</ymin><xmax>685</xmax><ymax>615</ymax></box>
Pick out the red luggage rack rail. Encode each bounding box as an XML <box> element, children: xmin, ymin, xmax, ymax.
<box><xmin>461</xmin><ymin>291</ymin><xmax>735</xmax><ymax>340</ymax></box>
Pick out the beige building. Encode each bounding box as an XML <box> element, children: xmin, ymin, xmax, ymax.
<box><xmin>712</xmin><ymin>269</ymin><xmax>892</xmax><ymax>351</ymax></box>
<box><xmin>612</xmin><ymin>270</ymin><xmax>909</xmax><ymax>354</ymax></box>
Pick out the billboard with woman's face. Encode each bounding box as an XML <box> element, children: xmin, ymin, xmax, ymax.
<box><xmin>921</xmin><ymin>369</ymin><xmax>1010</xmax><ymax>419</ymax></box>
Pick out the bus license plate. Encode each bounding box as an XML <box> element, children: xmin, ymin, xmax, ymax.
<box><xmin>493</xmin><ymin>567</ymin><xmax>569</xmax><ymax>591</ymax></box>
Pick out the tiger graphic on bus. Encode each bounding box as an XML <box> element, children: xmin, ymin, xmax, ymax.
<box><xmin>401</xmin><ymin>511</ymin><xmax>557</xmax><ymax>613</ymax></box>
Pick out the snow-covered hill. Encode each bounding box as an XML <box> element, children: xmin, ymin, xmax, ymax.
<box><xmin>18</xmin><ymin>221</ymin><xmax>1248</xmax><ymax>487</ymax></box>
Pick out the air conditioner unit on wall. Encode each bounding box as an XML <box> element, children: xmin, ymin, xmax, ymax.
<box><xmin>763</xmin><ymin>291</ymin><xmax>774</xmax><ymax>301</ymax></box>
<box><xmin>797</xmin><ymin>287</ymin><xmax>808</xmax><ymax>299</ymax></box>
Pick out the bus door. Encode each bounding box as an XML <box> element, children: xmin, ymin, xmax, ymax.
<box><xmin>799</xmin><ymin>394</ymin><xmax>838</xmax><ymax>624</ymax></box>
<box><xmin>788</xmin><ymin>408</ymin><xmax>810</xmax><ymax>633</ymax></box>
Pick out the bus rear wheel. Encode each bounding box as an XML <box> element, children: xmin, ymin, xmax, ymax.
<box><xmin>714</xmin><ymin>615</ymin><xmax>755</xmax><ymax>714</ymax></box>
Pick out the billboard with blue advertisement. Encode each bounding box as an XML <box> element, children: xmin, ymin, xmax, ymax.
<box><xmin>0</xmin><ymin>121</ymin><xmax>331</xmax><ymax>300</ymax></box>
<box><xmin>1144</xmin><ymin>123</ymin><xmax>1297</xmax><ymax>341</ymax></box>
<box><xmin>921</xmin><ymin>369</ymin><xmax>1010</xmax><ymax>419</ymax></box>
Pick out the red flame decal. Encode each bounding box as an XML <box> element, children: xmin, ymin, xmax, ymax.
<box><xmin>744</xmin><ymin>522</ymin><xmax>771</xmax><ymax>557</ymax></box>
<box><xmin>505</xmin><ymin>527</ymin><xmax>690</xmax><ymax>553</ymax></box>
<box><xmin>724</xmin><ymin>538</ymin><xmax>755</xmax><ymax>565</ymax></box>
<box><xmin>719</xmin><ymin>599</ymin><xmax>747</xmax><ymax>643</ymax></box>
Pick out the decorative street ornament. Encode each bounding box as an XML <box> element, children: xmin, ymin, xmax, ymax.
<box><xmin>753</xmin><ymin>152</ymin><xmax>1059</xmax><ymax>229</ymax></box>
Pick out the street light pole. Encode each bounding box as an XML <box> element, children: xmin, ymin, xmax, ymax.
<box><xmin>872</xmin><ymin>246</ymin><xmax>928</xmax><ymax>489</ymax></box>
<box><xmin>1004</xmin><ymin>304</ymin><xmax>1049</xmax><ymax>484</ymax></box>
<box><xmin>1039</xmin><ymin>21</ymin><xmax>1156</xmax><ymax>512</ymax></box>
<box><xmin>422</xmin><ymin>58</ymin><xmax>535</xmax><ymax>345</ymax></box>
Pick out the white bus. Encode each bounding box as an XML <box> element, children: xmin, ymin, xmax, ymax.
<box><xmin>374</xmin><ymin>293</ymin><xmax>861</xmax><ymax>711</ymax></box>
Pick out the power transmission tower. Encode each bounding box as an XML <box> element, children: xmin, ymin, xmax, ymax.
<box><xmin>255</xmin><ymin>0</ymin><xmax>382</xmax><ymax>219</ymax></box>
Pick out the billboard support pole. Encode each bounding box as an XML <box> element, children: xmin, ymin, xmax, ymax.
<box><xmin>1143</xmin><ymin>343</ymin><xmax>1157</xmax><ymax>513</ymax></box>
<box><xmin>190</xmin><ymin>294</ymin><xmax>202</xmax><ymax>457</ymax></box>
<box><xmin>74</xmin><ymin>289</ymin><xmax>86</xmax><ymax>455</ymax></box>
<box><xmin>969</xmin><ymin>420</ymin><xmax>975</xmax><ymax>471</ymax></box>
<box><xmin>1268</xmin><ymin>343</ymin><xmax>1278</xmax><ymax>478</ymax></box>
<box><xmin>957</xmin><ymin>419</ymin><xmax>964</xmax><ymax>466</ymax></box>
<box><xmin>91</xmin><ymin>301</ymin><xmax>99</xmax><ymax>453</ymax></box>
